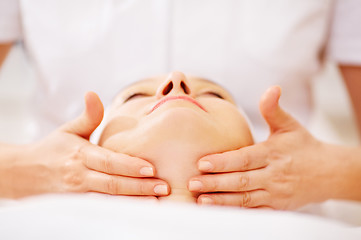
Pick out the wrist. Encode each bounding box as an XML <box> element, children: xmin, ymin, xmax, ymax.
<box><xmin>0</xmin><ymin>143</ymin><xmax>27</xmax><ymax>198</ymax></box>
<box><xmin>323</xmin><ymin>143</ymin><xmax>361</xmax><ymax>201</ymax></box>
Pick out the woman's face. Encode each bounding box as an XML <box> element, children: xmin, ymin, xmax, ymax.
<box><xmin>98</xmin><ymin>72</ymin><xmax>253</xmax><ymax>202</ymax></box>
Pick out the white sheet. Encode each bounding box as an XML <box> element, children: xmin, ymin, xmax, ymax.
<box><xmin>0</xmin><ymin>194</ymin><xmax>360</xmax><ymax>240</ymax></box>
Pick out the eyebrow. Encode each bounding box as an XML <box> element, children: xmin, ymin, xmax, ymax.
<box><xmin>113</xmin><ymin>76</ymin><xmax>224</xmax><ymax>102</ymax></box>
<box><xmin>122</xmin><ymin>76</ymin><xmax>220</xmax><ymax>90</ymax></box>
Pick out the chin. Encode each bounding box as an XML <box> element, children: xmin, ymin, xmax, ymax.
<box><xmin>100</xmin><ymin>106</ymin><xmax>253</xmax><ymax>203</ymax></box>
<box><xmin>144</xmin><ymin>106</ymin><xmax>251</xmax><ymax>152</ymax></box>
<box><xmin>142</xmin><ymin>107</ymin><xmax>221</xmax><ymax>147</ymax></box>
<box><xmin>103</xmin><ymin>106</ymin><xmax>250</xmax><ymax>157</ymax></box>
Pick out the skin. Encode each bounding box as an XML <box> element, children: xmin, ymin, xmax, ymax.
<box><xmin>98</xmin><ymin>72</ymin><xmax>253</xmax><ymax>202</ymax></box>
<box><xmin>190</xmin><ymin>69</ymin><xmax>361</xmax><ymax>209</ymax></box>
<box><xmin>0</xmin><ymin>43</ymin><xmax>12</xmax><ymax>67</ymax></box>
<box><xmin>341</xmin><ymin>65</ymin><xmax>361</xmax><ymax>136</ymax></box>
<box><xmin>0</xmin><ymin>85</ymin><xmax>170</xmax><ymax>199</ymax></box>
<box><xmin>1</xmin><ymin>43</ymin><xmax>360</xmax><ymax>208</ymax></box>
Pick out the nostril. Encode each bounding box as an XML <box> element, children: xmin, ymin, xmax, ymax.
<box><xmin>162</xmin><ymin>81</ymin><xmax>173</xmax><ymax>95</ymax></box>
<box><xmin>181</xmin><ymin>81</ymin><xmax>190</xmax><ymax>94</ymax></box>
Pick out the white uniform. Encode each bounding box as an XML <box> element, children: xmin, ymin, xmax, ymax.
<box><xmin>1</xmin><ymin>0</ymin><xmax>361</xmax><ymax>141</ymax></box>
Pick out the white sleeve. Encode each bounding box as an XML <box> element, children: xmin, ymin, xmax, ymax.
<box><xmin>326</xmin><ymin>0</ymin><xmax>361</xmax><ymax>65</ymax></box>
<box><xmin>0</xmin><ymin>0</ymin><xmax>21</xmax><ymax>42</ymax></box>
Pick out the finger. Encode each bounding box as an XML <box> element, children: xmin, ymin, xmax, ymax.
<box><xmin>259</xmin><ymin>86</ymin><xmax>300</xmax><ymax>134</ymax></box>
<box><xmin>253</xmin><ymin>206</ymin><xmax>274</xmax><ymax>210</ymax></box>
<box><xmin>198</xmin><ymin>144</ymin><xmax>269</xmax><ymax>173</ymax></box>
<box><xmin>197</xmin><ymin>190</ymin><xmax>270</xmax><ymax>208</ymax></box>
<box><xmin>137</xmin><ymin>196</ymin><xmax>159</xmax><ymax>202</ymax></box>
<box><xmin>60</xmin><ymin>92</ymin><xmax>104</xmax><ymax>139</ymax></box>
<box><xmin>189</xmin><ymin>170</ymin><xmax>266</xmax><ymax>193</ymax></box>
<box><xmin>81</xmin><ymin>144</ymin><xmax>155</xmax><ymax>177</ymax></box>
<box><xmin>85</xmin><ymin>171</ymin><xmax>170</xmax><ymax>196</ymax></box>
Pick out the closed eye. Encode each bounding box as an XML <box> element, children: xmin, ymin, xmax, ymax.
<box><xmin>124</xmin><ymin>93</ymin><xmax>150</xmax><ymax>103</ymax></box>
<box><xmin>201</xmin><ymin>91</ymin><xmax>225</xmax><ymax>99</ymax></box>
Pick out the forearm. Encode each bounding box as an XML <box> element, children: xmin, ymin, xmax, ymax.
<box><xmin>0</xmin><ymin>43</ymin><xmax>12</xmax><ymax>69</ymax></box>
<box><xmin>339</xmin><ymin>65</ymin><xmax>361</xmax><ymax>137</ymax></box>
<box><xmin>0</xmin><ymin>143</ymin><xmax>24</xmax><ymax>198</ymax></box>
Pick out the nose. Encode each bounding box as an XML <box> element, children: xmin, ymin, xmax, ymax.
<box><xmin>156</xmin><ymin>72</ymin><xmax>191</xmax><ymax>98</ymax></box>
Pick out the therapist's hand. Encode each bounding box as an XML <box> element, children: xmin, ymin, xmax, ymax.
<box><xmin>1</xmin><ymin>92</ymin><xmax>169</xmax><ymax>199</ymax></box>
<box><xmin>189</xmin><ymin>86</ymin><xmax>340</xmax><ymax>210</ymax></box>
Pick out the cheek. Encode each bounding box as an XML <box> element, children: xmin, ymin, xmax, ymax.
<box><xmin>98</xmin><ymin>116</ymin><xmax>138</xmax><ymax>146</ymax></box>
<box><xmin>109</xmin><ymin>101</ymin><xmax>151</xmax><ymax>119</ymax></box>
<box><xmin>207</xmin><ymin>103</ymin><xmax>254</xmax><ymax>147</ymax></box>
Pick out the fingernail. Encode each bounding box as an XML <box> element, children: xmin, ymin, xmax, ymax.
<box><xmin>140</xmin><ymin>167</ymin><xmax>154</xmax><ymax>177</ymax></box>
<box><xmin>199</xmin><ymin>196</ymin><xmax>214</xmax><ymax>205</ymax></box>
<box><xmin>154</xmin><ymin>185</ymin><xmax>169</xmax><ymax>195</ymax></box>
<box><xmin>198</xmin><ymin>160</ymin><xmax>213</xmax><ymax>171</ymax></box>
<box><xmin>188</xmin><ymin>180</ymin><xmax>203</xmax><ymax>191</ymax></box>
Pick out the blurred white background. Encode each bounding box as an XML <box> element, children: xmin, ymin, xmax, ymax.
<box><xmin>0</xmin><ymin>43</ymin><xmax>36</xmax><ymax>144</ymax></box>
<box><xmin>0</xmin><ymin>43</ymin><xmax>360</xmax><ymax>145</ymax></box>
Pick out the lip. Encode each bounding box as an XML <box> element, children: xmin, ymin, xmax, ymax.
<box><xmin>149</xmin><ymin>96</ymin><xmax>207</xmax><ymax>113</ymax></box>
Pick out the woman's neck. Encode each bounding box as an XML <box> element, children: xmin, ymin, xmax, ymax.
<box><xmin>142</xmin><ymin>140</ymin><xmax>203</xmax><ymax>203</ymax></box>
<box><xmin>99</xmin><ymin>112</ymin><xmax>248</xmax><ymax>203</ymax></box>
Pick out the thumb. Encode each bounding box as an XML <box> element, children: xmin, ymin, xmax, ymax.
<box><xmin>60</xmin><ymin>92</ymin><xmax>104</xmax><ymax>139</ymax></box>
<box><xmin>259</xmin><ymin>86</ymin><xmax>299</xmax><ymax>134</ymax></box>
